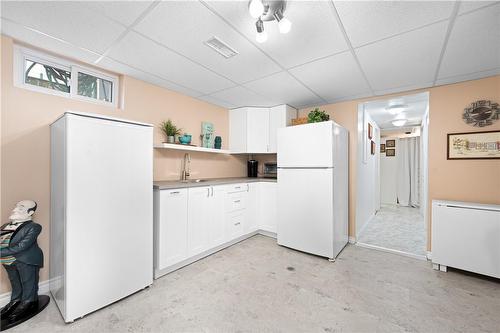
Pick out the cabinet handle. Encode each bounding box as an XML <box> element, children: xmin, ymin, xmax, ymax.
<box><xmin>235</xmin><ymin>186</ymin><xmax>241</xmax><ymax>189</ymax></box>
<box><xmin>234</xmin><ymin>222</ymin><xmax>241</xmax><ymax>226</ymax></box>
<box><xmin>234</xmin><ymin>200</ymin><xmax>241</xmax><ymax>203</ymax></box>
<box><xmin>207</xmin><ymin>188</ymin><xmax>210</xmax><ymax>197</ymax></box>
<box><xmin>211</xmin><ymin>187</ymin><xmax>214</xmax><ymax>197</ymax></box>
<box><xmin>246</xmin><ymin>184</ymin><xmax>250</xmax><ymax>192</ymax></box>
<box><xmin>170</xmin><ymin>191</ymin><xmax>180</xmax><ymax>195</ymax></box>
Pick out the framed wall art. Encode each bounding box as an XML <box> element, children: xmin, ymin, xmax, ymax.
<box><xmin>386</xmin><ymin>149</ymin><xmax>395</xmax><ymax>157</ymax></box>
<box><xmin>386</xmin><ymin>139</ymin><xmax>395</xmax><ymax>148</ymax></box>
<box><xmin>368</xmin><ymin>123</ymin><xmax>373</xmax><ymax>139</ymax></box>
<box><xmin>371</xmin><ymin>140</ymin><xmax>375</xmax><ymax>155</ymax></box>
<box><xmin>447</xmin><ymin>130</ymin><xmax>500</xmax><ymax>160</ymax></box>
<box><xmin>380</xmin><ymin>143</ymin><xmax>386</xmax><ymax>153</ymax></box>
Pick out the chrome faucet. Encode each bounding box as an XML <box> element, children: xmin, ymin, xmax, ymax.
<box><xmin>181</xmin><ymin>153</ymin><xmax>191</xmax><ymax>181</ymax></box>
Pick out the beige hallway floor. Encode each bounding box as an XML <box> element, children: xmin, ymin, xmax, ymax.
<box><xmin>10</xmin><ymin>235</ymin><xmax>500</xmax><ymax>332</ymax></box>
<box><xmin>358</xmin><ymin>204</ymin><xmax>426</xmax><ymax>257</ymax></box>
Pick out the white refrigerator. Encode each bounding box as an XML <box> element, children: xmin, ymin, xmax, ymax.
<box><xmin>50</xmin><ymin>112</ymin><xmax>153</xmax><ymax>322</ymax></box>
<box><xmin>277</xmin><ymin>121</ymin><xmax>348</xmax><ymax>259</ymax></box>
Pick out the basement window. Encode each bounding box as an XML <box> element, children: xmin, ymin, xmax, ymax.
<box><xmin>14</xmin><ymin>45</ymin><xmax>118</xmax><ymax>107</ymax></box>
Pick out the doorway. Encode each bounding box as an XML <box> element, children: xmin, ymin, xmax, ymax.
<box><xmin>355</xmin><ymin>92</ymin><xmax>429</xmax><ymax>259</ymax></box>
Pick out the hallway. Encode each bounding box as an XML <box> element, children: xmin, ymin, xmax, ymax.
<box><xmin>357</xmin><ymin>204</ymin><xmax>426</xmax><ymax>257</ymax></box>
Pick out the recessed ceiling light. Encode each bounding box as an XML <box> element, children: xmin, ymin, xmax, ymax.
<box><xmin>392</xmin><ymin>119</ymin><xmax>407</xmax><ymax>127</ymax></box>
<box><xmin>386</xmin><ymin>104</ymin><xmax>407</xmax><ymax>115</ymax></box>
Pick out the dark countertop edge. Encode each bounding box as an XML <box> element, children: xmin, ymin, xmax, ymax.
<box><xmin>153</xmin><ymin>177</ymin><xmax>277</xmax><ymax>190</ymax></box>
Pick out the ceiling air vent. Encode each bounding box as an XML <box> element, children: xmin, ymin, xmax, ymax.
<box><xmin>204</xmin><ymin>37</ymin><xmax>238</xmax><ymax>59</ymax></box>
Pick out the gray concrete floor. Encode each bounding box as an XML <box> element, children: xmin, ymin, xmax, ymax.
<box><xmin>358</xmin><ymin>204</ymin><xmax>426</xmax><ymax>257</ymax></box>
<box><xmin>10</xmin><ymin>235</ymin><xmax>500</xmax><ymax>332</ymax></box>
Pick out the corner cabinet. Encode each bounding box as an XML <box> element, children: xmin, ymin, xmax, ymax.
<box><xmin>229</xmin><ymin>105</ymin><xmax>297</xmax><ymax>154</ymax></box>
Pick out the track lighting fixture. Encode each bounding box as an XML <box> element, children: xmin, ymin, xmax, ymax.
<box><xmin>249</xmin><ymin>0</ymin><xmax>291</xmax><ymax>43</ymax></box>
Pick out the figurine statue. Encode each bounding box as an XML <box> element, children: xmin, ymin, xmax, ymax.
<box><xmin>0</xmin><ymin>200</ymin><xmax>47</xmax><ymax>327</ymax></box>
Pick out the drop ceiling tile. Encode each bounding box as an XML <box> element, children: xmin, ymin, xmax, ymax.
<box><xmin>196</xmin><ymin>95</ymin><xmax>236</xmax><ymax>109</ymax></box>
<box><xmin>1</xmin><ymin>1</ymin><xmax>126</xmax><ymax>53</ymax></box>
<box><xmin>243</xmin><ymin>72</ymin><xmax>324</xmax><ymax>108</ymax></box>
<box><xmin>209</xmin><ymin>86</ymin><xmax>278</xmax><ymax>108</ymax></box>
<box><xmin>356</xmin><ymin>21</ymin><xmax>448</xmax><ymax>92</ymax></box>
<box><xmin>289</xmin><ymin>51</ymin><xmax>371</xmax><ymax>102</ymax></box>
<box><xmin>107</xmin><ymin>31</ymin><xmax>234</xmax><ymax>95</ymax></box>
<box><xmin>206</xmin><ymin>1</ymin><xmax>348</xmax><ymax>68</ymax></box>
<box><xmin>134</xmin><ymin>1</ymin><xmax>281</xmax><ymax>83</ymax></box>
<box><xmin>435</xmin><ymin>68</ymin><xmax>500</xmax><ymax>87</ymax></box>
<box><xmin>0</xmin><ymin>18</ymin><xmax>101</xmax><ymax>64</ymax></box>
<box><xmin>438</xmin><ymin>4</ymin><xmax>500</xmax><ymax>80</ymax></box>
<box><xmin>83</xmin><ymin>1</ymin><xmax>154</xmax><ymax>27</ymax></box>
<box><xmin>458</xmin><ymin>1</ymin><xmax>497</xmax><ymax>14</ymax></box>
<box><xmin>97</xmin><ymin>57</ymin><xmax>203</xmax><ymax>98</ymax></box>
<box><xmin>335</xmin><ymin>1</ymin><xmax>454</xmax><ymax>47</ymax></box>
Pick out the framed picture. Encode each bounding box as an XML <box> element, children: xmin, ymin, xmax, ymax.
<box><xmin>386</xmin><ymin>149</ymin><xmax>395</xmax><ymax>157</ymax></box>
<box><xmin>370</xmin><ymin>140</ymin><xmax>375</xmax><ymax>155</ymax></box>
<box><xmin>386</xmin><ymin>139</ymin><xmax>395</xmax><ymax>148</ymax></box>
<box><xmin>380</xmin><ymin>143</ymin><xmax>386</xmax><ymax>153</ymax></box>
<box><xmin>368</xmin><ymin>123</ymin><xmax>373</xmax><ymax>139</ymax></box>
<box><xmin>447</xmin><ymin>130</ymin><xmax>500</xmax><ymax>160</ymax></box>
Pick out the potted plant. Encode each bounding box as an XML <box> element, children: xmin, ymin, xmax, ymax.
<box><xmin>307</xmin><ymin>108</ymin><xmax>330</xmax><ymax>123</ymax></box>
<box><xmin>160</xmin><ymin>119</ymin><xmax>181</xmax><ymax>143</ymax></box>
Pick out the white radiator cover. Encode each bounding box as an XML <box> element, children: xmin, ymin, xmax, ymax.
<box><xmin>432</xmin><ymin>200</ymin><xmax>500</xmax><ymax>278</ymax></box>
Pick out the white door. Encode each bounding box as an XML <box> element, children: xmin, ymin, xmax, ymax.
<box><xmin>210</xmin><ymin>186</ymin><xmax>226</xmax><ymax>247</ymax></box>
<box><xmin>65</xmin><ymin>114</ymin><xmax>153</xmax><ymax>321</ymax></box>
<box><xmin>157</xmin><ymin>189</ymin><xmax>188</xmax><ymax>270</ymax></box>
<box><xmin>277</xmin><ymin>168</ymin><xmax>334</xmax><ymax>258</ymax></box>
<box><xmin>246</xmin><ymin>183</ymin><xmax>259</xmax><ymax>233</ymax></box>
<box><xmin>187</xmin><ymin>186</ymin><xmax>211</xmax><ymax>256</ymax></box>
<box><xmin>277</xmin><ymin>121</ymin><xmax>334</xmax><ymax>167</ymax></box>
<box><xmin>247</xmin><ymin>108</ymin><xmax>270</xmax><ymax>153</ymax></box>
<box><xmin>259</xmin><ymin>182</ymin><xmax>277</xmax><ymax>233</ymax></box>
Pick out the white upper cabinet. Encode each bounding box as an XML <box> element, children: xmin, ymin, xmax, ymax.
<box><xmin>229</xmin><ymin>105</ymin><xmax>297</xmax><ymax>154</ymax></box>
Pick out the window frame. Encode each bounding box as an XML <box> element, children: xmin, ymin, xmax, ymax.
<box><xmin>14</xmin><ymin>45</ymin><xmax>119</xmax><ymax>108</ymax></box>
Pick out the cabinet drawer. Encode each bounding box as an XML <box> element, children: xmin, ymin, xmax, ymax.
<box><xmin>226</xmin><ymin>211</ymin><xmax>244</xmax><ymax>239</ymax></box>
<box><xmin>226</xmin><ymin>192</ymin><xmax>247</xmax><ymax>212</ymax></box>
<box><xmin>226</xmin><ymin>183</ymin><xmax>248</xmax><ymax>193</ymax></box>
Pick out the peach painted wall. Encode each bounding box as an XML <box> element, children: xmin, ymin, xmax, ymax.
<box><xmin>300</xmin><ymin>75</ymin><xmax>500</xmax><ymax>249</ymax></box>
<box><xmin>0</xmin><ymin>36</ymin><xmax>246</xmax><ymax>293</ymax></box>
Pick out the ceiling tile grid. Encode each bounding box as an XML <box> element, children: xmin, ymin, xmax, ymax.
<box><xmin>107</xmin><ymin>31</ymin><xmax>235</xmax><ymax>95</ymax></box>
<box><xmin>289</xmin><ymin>51</ymin><xmax>371</xmax><ymax>103</ymax></box>
<box><xmin>437</xmin><ymin>3</ymin><xmax>500</xmax><ymax>80</ymax></box>
<box><xmin>209</xmin><ymin>85</ymin><xmax>279</xmax><ymax>108</ymax></box>
<box><xmin>354</xmin><ymin>21</ymin><xmax>449</xmax><ymax>93</ymax></box>
<box><xmin>134</xmin><ymin>1</ymin><xmax>282</xmax><ymax>84</ymax></box>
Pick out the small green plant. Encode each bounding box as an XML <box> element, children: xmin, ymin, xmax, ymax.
<box><xmin>159</xmin><ymin>119</ymin><xmax>181</xmax><ymax>137</ymax></box>
<box><xmin>307</xmin><ymin>108</ymin><xmax>330</xmax><ymax>123</ymax></box>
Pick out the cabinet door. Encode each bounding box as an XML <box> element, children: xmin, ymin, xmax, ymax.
<box><xmin>259</xmin><ymin>182</ymin><xmax>277</xmax><ymax>233</ymax></box>
<box><xmin>247</xmin><ymin>108</ymin><xmax>270</xmax><ymax>153</ymax></box>
<box><xmin>269</xmin><ymin>105</ymin><xmax>297</xmax><ymax>153</ymax></box>
<box><xmin>187</xmin><ymin>186</ymin><xmax>211</xmax><ymax>256</ymax></box>
<box><xmin>229</xmin><ymin>108</ymin><xmax>247</xmax><ymax>153</ymax></box>
<box><xmin>210</xmin><ymin>186</ymin><xmax>226</xmax><ymax>248</ymax></box>
<box><xmin>246</xmin><ymin>183</ymin><xmax>259</xmax><ymax>233</ymax></box>
<box><xmin>157</xmin><ymin>189</ymin><xmax>188</xmax><ymax>270</ymax></box>
<box><xmin>226</xmin><ymin>210</ymin><xmax>245</xmax><ymax>240</ymax></box>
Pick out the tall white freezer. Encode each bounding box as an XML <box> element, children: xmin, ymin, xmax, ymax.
<box><xmin>50</xmin><ymin>112</ymin><xmax>153</xmax><ymax>322</ymax></box>
<box><xmin>277</xmin><ymin>121</ymin><xmax>348</xmax><ymax>259</ymax></box>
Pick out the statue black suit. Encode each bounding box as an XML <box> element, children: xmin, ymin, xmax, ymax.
<box><xmin>0</xmin><ymin>200</ymin><xmax>44</xmax><ymax>323</ymax></box>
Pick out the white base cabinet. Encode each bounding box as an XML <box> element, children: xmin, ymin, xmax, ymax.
<box><xmin>154</xmin><ymin>182</ymin><xmax>276</xmax><ymax>278</ymax></box>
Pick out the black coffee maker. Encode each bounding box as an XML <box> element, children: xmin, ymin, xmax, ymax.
<box><xmin>247</xmin><ymin>159</ymin><xmax>258</xmax><ymax>178</ymax></box>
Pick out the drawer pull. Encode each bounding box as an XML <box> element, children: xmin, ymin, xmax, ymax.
<box><xmin>234</xmin><ymin>222</ymin><xmax>241</xmax><ymax>226</ymax></box>
<box><xmin>234</xmin><ymin>200</ymin><xmax>241</xmax><ymax>203</ymax></box>
<box><xmin>170</xmin><ymin>191</ymin><xmax>180</xmax><ymax>195</ymax></box>
<box><xmin>235</xmin><ymin>186</ymin><xmax>241</xmax><ymax>189</ymax></box>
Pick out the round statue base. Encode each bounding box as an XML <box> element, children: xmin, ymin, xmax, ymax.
<box><xmin>0</xmin><ymin>295</ymin><xmax>50</xmax><ymax>331</ymax></box>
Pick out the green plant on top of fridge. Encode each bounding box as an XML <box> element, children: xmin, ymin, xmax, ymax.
<box><xmin>307</xmin><ymin>108</ymin><xmax>330</xmax><ymax>123</ymax></box>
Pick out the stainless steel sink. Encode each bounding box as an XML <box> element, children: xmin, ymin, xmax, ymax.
<box><xmin>180</xmin><ymin>179</ymin><xmax>207</xmax><ymax>183</ymax></box>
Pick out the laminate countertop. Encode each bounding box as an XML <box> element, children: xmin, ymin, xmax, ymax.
<box><xmin>153</xmin><ymin>177</ymin><xmax>277</xmax><ymax>190</ymax></box>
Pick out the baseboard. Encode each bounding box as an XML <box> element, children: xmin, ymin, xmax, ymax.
<box><xmin>355</xmin><ymin>242</ymin><xmax>427</xmax><ymax>261</ymax></box>
<box><xmin>257</xmin><ymin>229</ymin><xmax>277</xmax><ymax>239</ymax></box>
<box><xmin>0</xmin><ymin>278</ymin><xmax>52</xmax><ymax>308</ymax></box>
<box><xmin>426</xmin><ymin>251</ymin><xmax>432</xmax><ymax>260</ymax></box>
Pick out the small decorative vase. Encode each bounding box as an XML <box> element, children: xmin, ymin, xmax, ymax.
<box><xmin>167</xmin><ymin>136</ymin><xmax>175</xmax><ymax>143</ymax></box>
<box><xmin>214</xmin><ymin>136</ymin><xmax>222</xmax><ymax>149</ymax></box>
